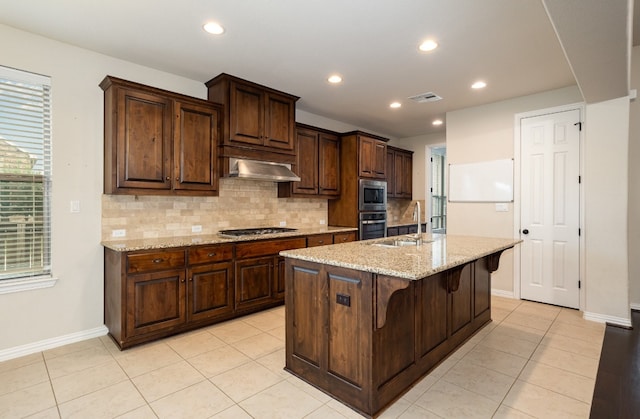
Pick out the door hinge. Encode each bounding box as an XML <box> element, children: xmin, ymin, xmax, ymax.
<box><xmin>578</xmin><ymin>175</ymin><xmax>581</xmax><ymax>184</ymax></box>
<box><xmin>574</xmin><ymin>122</ymin><xmax>582</xmax><ymax>131</ymax></box>
<box><xmin>578</xmin><ymin>280</ymin><xmax>581</xmax><ymax>289</ymax></box>
<box><xmin>579</xmin><ymin>228</ymin><xmax>581</xmax><ymax>236</ymax></box>
<box><xmin>430</xmin><ymin>187</ymin><xmax>433</xmax><ymax>193</ymax></box>
<box><xmin>430</xmin><ymin>157</ymin><xmax>433</xmax><ymax>162</ymax></box>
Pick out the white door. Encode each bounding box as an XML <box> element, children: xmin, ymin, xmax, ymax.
<box><xmin>520</xmin><ymin>109</ymin><xmax>580</xmax><ymax>308</ymax></box>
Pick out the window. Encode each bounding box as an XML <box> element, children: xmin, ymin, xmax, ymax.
<box><xmin>430</xmin><ymin>146</ymin><xmax>446</xmax><ymax>233</ymax></box>
<box><xmin>0</xmin><ymin>66</ymin><xmax>52</xmax><ymax>290</ymax></box>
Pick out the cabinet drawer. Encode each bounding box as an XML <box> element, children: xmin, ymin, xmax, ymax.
<box><xmin>127</xmin><ymin>250</ymin><xmax>186</xmax><ymax>274</ymax></box>
<box><xmin>333</xmin><ymin>232</ymin><xmax>356</xmax><ymax>244</ymax></box>
<box><xmin>236</xmin><ymin>237</ymin><xmax>307</xmax><ymax>259</ymax></box>
<box><xmin>307</xmin><ymin>234</ymin><xmax>333</xmax><ymax>247</ymax></box>
<box><xmin>188</xmin><ymin>244</ymin><xmax>234</xmax><ymax>265</ymax></box>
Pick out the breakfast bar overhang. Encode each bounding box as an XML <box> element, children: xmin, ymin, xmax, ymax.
<box><xmin>280</xmin><ymin>234</ymin><xmax>520</xmax><ymax>418</ymax></box>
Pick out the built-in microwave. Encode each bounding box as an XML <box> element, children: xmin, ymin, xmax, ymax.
<box><xmin>359</xmin><ymin>179</ymin><xmax>387</xmax><ymax>212</ymax></box>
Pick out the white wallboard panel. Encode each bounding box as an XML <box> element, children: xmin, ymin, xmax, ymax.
<box><xmin>449</xmin><ymin>159</ymin><xmax>513</xmax><ymax>202</ymax></box>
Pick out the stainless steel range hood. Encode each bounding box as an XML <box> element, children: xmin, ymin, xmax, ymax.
<box><xmin>228</xmin><ymin>158</ymin><xmax>301</xmax><ymax>182</ymax></box>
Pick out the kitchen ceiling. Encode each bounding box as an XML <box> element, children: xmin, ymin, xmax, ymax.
<box><xmin>0</xmin><ymin>0</ymin><xmax>635</xmax><ymax>139</ymax></box>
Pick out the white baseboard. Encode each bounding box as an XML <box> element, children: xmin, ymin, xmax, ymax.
<box><xmin>583</xmin><ymin>311</ymin><xmax>632</xmax><ymax>328</ymax></box>
<box><xmin>491</xmin><ymin>289</ymin><xmax>516</xmax><ymax>299</ymax></box>
<box><xmin>631</xmin><ymin>302</ymin><xmax>640</xmax><ymax>311</ymax></box>
<box><xmin>0</xmin><ymin>325</ymin><xmax>109</xmax><ymax>362</ymax></box>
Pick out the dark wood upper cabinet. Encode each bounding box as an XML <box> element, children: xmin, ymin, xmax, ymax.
<box><xmin>206</xmin><ymin>73</ymin><xmax>299</xmax><ymax>168</ymax></box>
<box><xmin>278</xmin><ymin>124</ymin><xmax>340</xmax><ymax>198</ymax></box>
<box><xmin>100</xmin><ymin>76</ymin><xmax>221</xmax><ymax>196</ymax></box>
<box><xmin>386</xmin><ymin>146</ymin><xmax>413</xmax><ymax>199</ymax></box>
<box><xmin>358</xmin><ymin>134</ymin><xmax>387</xmax><ymax>179</ymax></box>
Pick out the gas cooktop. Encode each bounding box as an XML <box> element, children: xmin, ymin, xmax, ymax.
<box><xmin>217</xmin><ymin>227</ymin><xmax>298</xmax><ymax>237</ymax></box>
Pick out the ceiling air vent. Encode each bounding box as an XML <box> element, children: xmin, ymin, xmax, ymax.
<box><xmin>408</xmin><ymin>92</ymin><xmax>442</xmax><ymax>103</ymax></box>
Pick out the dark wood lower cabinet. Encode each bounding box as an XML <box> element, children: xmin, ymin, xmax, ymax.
<box><xmin>187</xmin><ymin>261</ymin><xmax>234</xmax><ymax>322</ymax></box>
<box><xmin>235</xmin><ymin>256</ymin><xmax>275</xmax><ymax>310</ymax></box>
<box><xmin>285</xmin><ymin>255</ymin><xmax>501</xmax><ymax>418</ymax></box>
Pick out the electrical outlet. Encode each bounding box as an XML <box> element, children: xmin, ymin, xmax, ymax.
<box><xmin>191</xmin><ymin>225</ymin><xmax>202</xmax><ymax>233</ymax></box>
<box><xmin>112</xmin><ymin>229</ymin><xmax>126</xmax><ymax>238</ymax></box>
<box><xmin>279</xmin><ymin>221</ymin><xmax>286</xmax><ymax>227</ymax></box>
<box><xmin>70</xmin><ymin>200</ymin><xmax>80</xmax><ymax>213</ymax></box>
<box><xmin>319</xmin><ymin>219</ymin><xmax>326</xmax><ymax>225</ymax></box>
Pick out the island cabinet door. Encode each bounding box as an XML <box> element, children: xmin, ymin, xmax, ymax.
<box><xmin>416</xmin><ymin>271</ymin><xmax>449</xmax><ymax>358</ymax></box>
<box><xmin>449</xmin><ymin>263</ymin><xmax>473</xmax><ymax>337</ymax></box>
<box><xmin>474</xmin><ymin>257</ymin><xmax>491</xmax><ymax>318</ymax></box>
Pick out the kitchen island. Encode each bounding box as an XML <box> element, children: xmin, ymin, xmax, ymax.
<box><xmin>280</xmin><ymin>234</ymin><xmax>519</xmax><ymax>418</ymax></box>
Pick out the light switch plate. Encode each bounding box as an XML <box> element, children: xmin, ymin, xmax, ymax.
<box><xmin>191</xmin><ymin>225</ymin><xmax>202</xmax><ymax>233</ymax></box>
<box><xmin>70</xmin><ymin>200</ymin><xmax>80</xmax><ymax>213</ymax></box>
<box><xmin>112</xmin><ymin>229</ymin><xmax>126</xmax><ymax>238</ymax></box>
<box><xmin>279</xmin><ymin>221</ymin><xmax>287</xmax><ymax>227</ymax></box>
<box><xmin>495</xmin><ymin>203</ymin><xmax>509</xmax><ymax>212</ymax></box>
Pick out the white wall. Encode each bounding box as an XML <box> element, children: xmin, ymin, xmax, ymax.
<box><xmin>629</xmin><ymin>45</ymin><xmax>640</xmax><ymax>309</ymax></box>
<box><xmin>583</xmin><ymin>96</ymin><xmax>630</xmax><ymax>324</ymax></box>
<box><xmin>0</xmin><ymin>24</ymin><xmax>226</xmax><ymax>355</ymax></box>
<box><xmin>446</xmin><ymin>86</ymin><xmax>583</xmax><ymax>294</ymax></box>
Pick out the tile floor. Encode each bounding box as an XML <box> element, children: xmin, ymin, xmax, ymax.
<box><xmin>0</xmin><ymin>296</ymin><xmax>605</xmax><ymax>418</ymax></box>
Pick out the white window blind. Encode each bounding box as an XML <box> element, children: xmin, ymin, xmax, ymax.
<box><xmin>0</xmin><ymin>66</ymin><xmax>52</xmax><ymax>281</ymax></box>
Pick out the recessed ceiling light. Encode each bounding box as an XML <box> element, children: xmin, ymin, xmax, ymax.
<box><xmin>432</xmin><ymin>119</ymin><xmax>443</xmax><ymax>126</ymax></box>
<box><xmin>418</xmin><ymin>39</ymin><xmax>438</xmax><ymax>52</ymax></box>
<box><xmin>203</xmin><ymin>22</ymin><xmax>225</xmax><ymax>35</ymax></box>
<box><xmin>327</xmin><ymin>74</ymin><xmax>343</xmax><ymax>84</ymax></box>
<box><xmin>471</xmin><ymin>81</ymin><xmax>487</xmax><ymax>89</ymax></box>
<box><xmin>390</xmin><ymin>102</ymin><xmax>402</xmax><ymax>109</ymax></box>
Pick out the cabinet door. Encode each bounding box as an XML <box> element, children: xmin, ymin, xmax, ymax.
<box><xmin>235</xmin><ymin>256</ymin><xmax>275</xmax><ymax>310</ymax></box>
<box><xmin>318</xmin><ymin>132</ymin><xmax>340</xmax><ymax>196</ymax></box>
<box><xmin>116</xmin><ymin>88</ymin><xmax>172</xmax><ymax>190</ymax></box>
<box><xmin>386</xmin><ymin>150</ymin><xmax>396</xmax><ymax>197</ymax></box>
<box><xmin>400</xmin><ymin>152</ymin><xmax>413</xmax><ymax>198</ymax></box>
<box><xmin>187</xmin><ymin>262</ymin><xmax>234</xmax><ymax>322</ymax></box>
<box><xmin>229</xmin><ymin>81</ymin><xmax>264</xmax><ymax>146</ymax></box>
<box><xmin>264</xmin><ymin>92</ymin><xmax>296</xmax><ymax>151</ymax></box>
<box><xmin>394</xmin><ymin>152</ymin><xmax>403</xmax><ymax>196</ymax></box>
<box><xmin>292</xmin><ymin>128</ymin><xmax>319</xmax><ymax>195</ymax></box>
<box><xmin>173</xmin><ymin>100</ymin><xmax>220</xmax><ymax>192</ymax></box>
<box><xmin>275</xmin><ymin>256</ymin><xmax>286</xmax><ymax>300</ymax></box>
<box><xmin>358</xmin><ymin>136</ymin><xmax>375</xmax><ymax>177</ymax></box>
<box><xmin>450</xmin><ymin>264</ymin><xmax>473</xmax><ymax>336</ymax></box>
<box><xmin>372</xmin><ymin>141</ymin><xmax>387</xmax><ymax>179</ymax></box>
<box><xmin>126</xmin><ymin>269</ymin><xmax>185</xmax><ymax>337</ymax></box>
<box><xmin>416</xmin><ymin>272</ymin><xmax>448</xmax><ymax>357</ymax></box>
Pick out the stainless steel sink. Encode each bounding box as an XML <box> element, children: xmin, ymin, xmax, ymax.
<box><xmin>370</xmin><ymin>236</ymin><xmax>429</xmax><ymax>248</ymax></box>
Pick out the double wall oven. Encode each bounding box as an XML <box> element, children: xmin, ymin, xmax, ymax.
<box><xmin>358</xmin><ymin>179</ymin><xmax>387</xmax><ymax>240</ymax></box>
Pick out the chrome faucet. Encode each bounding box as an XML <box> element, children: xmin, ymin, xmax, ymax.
<box><xmin>413</xmin><ymin>201</ymin><xmax>422</xmax><ymax>245</ymax></box>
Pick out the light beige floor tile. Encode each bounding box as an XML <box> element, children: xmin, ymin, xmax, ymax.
<box><xmin>492</xmin><ymin>404</ymin><xmax>536</xmax><ymax>418</ymax></box>
<box><xmin>487</xmin><ymin>322</ymin><xmax>546</xmax><ymax>344</ymax></box>
<box><xmin>210</xmin><ymin>360</ymin><xmax>283</xmax><ymax>402</ymax></box>
<box><xmin>131</xmin><ymin>360</ymin><xmax>205</xmax><ymax>402</ymax></box>
<box><xmin>266</xmin><ymin>325</ymin><xmax>286</xmax><ymax>341</ymax></box>
<box><xmin>51</xmin><ymin>359</ymin><xmax>128</xmax><ymax>403</ymax></box>
<box><xmin>25</xmin><ymin>406</ymin><xmax>61</xmax><ymax>419</ymax></box>
<box><xmin>305</xmin><ymin>404</ymin><xmax>349</xmax><ymax>419</ymax></box>
<box><xmin>45</xmin><ymin>346</ymin><xmax>114</xmax><ymax>379</ymax></box>
<box><xmin>165</xmin><ymin>330</ymin><xmax>225</xmax><ymax>359</ymax></box>
<box><xmin>57</xmin><ymin>380</ymin><xmax>146</xmax><ymax>419</ymax></box>
<box><xmin>503</xmin><ymin>311</ymin><xmax>554</xmax><ymax>332</ymax></box>
<box><xmin>503</xmin><ymin>380</ymin><xmax>591</xmax><ymax>418</ymax></box>
<box><xmin>531</xmin><ymin>345</ymin><xmax>600</xmax><ymax>379</ymax></box>
<box><xmin>210</xmin><ymin>404</ymin><xmax>253</xmax><ymax>419</ymax></box>
<box><xmin>0</xmin><ymin>382</ymin><xmax>57</xmax><ymax>419</ymax></box>
<box><xmin>187</xmin><ymin>344</ymin><xmax>252</xmax><ymax>377</ymax></box>
<box><xmin>400</xmin><ymin>375</ymin><xmax>438</xmax><ymax>403</ymax></box>
<box><xmin>0</xmin><ymin>352</ymin><xmax>43</xmax><ymax>374</ymax></box>
<box><xmin>114</xmin><ymin>404</ymin><xmax>158</xmax><ymax>419</ymax></box>
<box><xmin>513</xmin><ymin>301</ymin><xmax>561</xmax><ymax>320</ymax></box>
<box><xmin>548</xmin><ymin>321</ymin><xmax>605</xmax><ymax>343</ymax></box>
<box><xmin>150</xmin><ymin>380</ymin><xmax>234</xmax><ymax>418</ymax></box>
<box><xmin>240</xmin><ymin>379</ymin><xmax>324</xmax><ymax>418</ymax></box>
<box><xmin>460</xmin><ymin>345</ymin><xmax>529</xmax><ymax>377</ymax></box>
<box><xmin>540</xmin><ymin>332</ymin><xmax>602</xmax><ymax>360</ymax></box>
<box><xmin>377</xmin><ymin>397</ymin><xmax>411</xmax><ymax>418</ymax></box>
<box><xmin>241</xmin><ymin>310</ymin><xmax>284</xmax><ymax>332</ymax></box>
<box><xmin>256</xmin><ymin>348</ymin><xmax>290</xmax><ymax>379</ymax></box>
<box><xmin>209</xmin><ymin>320</ymin><xmax>263</xmax><ymax>344</ymax></box>
<box><xmin>448</xmin><ymin>338</ymin><xmax>477</xmax><ymax>360</ymax></box>
<box><xmin>43</xmin><ymin>337</ymin><xmax>106</xmax><ymax>360</ymax></box>
<box><xmin>114</xmin><ymin>343</ymin><xmax>182</xmax><ymax>378</ymax></box>
<box><xmin>424</xmin><ymin>356</ymin><xmax>459</xmax><ymax>379</ymax></box>
<box><xmin>478</xmin><ymin>332</ymin><xmax>539</xmax><ymax>359</ymax></box>
<box><xmin>519</xmin><ymin>360</ymin><xmax>595</xmax><ymax>403</ymax></box>
<box><xmin>414</xmin><ymin>380</ymin><xmax>499</xmax><ymax>418</ymax></box>
<box><xmin>441</xmin><ymin>360</ymin><xmax>516</xmax><ymax>402</ymax></box>
<box><xmin>286</xmin><ymin>376</ymin><xmax>333</xmax><ymax>404</ymax></box>
<box><xmin>491</xmin><ymin>296</ymin><xmax>522</xmax><ymax>311</ymax></box>
<box><xmin>325</xmin><ymin>399</ymin><xmax>368</xmax><ymax>419</ymax></box>
<box><xmin>556</xmin><ymin>309</ymin><xmax>606</xmax><ymax>331</ymax></box>
<box><xmin>397</xmin><ymin>404</ymin><xmax>442</xmax><ymax>419</ymax></box>
<box><xmin>231</xmin><ymin>332</ymin><xmax>284</xmax><ymax>359</ymax></box>
<box><xmin>99</xmin><ymin>335</ymin><xmax>124</xmax><ymax>357</ymax></box>
<box><xmin>0</xmin><ymin>360</ymin><xmax>49</xmax><ymax>396</ymax></box>
<box><xmin>491</xmin><ymin>307</ymin><xmax>512</xmax><ymax>323</ymax></box>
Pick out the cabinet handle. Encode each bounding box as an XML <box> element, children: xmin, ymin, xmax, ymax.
<box><xmin>207</xmin><ymin>252</ymin><xmax>217</xmax><ymax>257</ymax></box>
<box><xmin>165</xmin><ymin>176</ymin><xmax>170</xmax><ymax>181</ymax></box>
<box><xmin>152</xmin><ymin>258</ymin><xmax>163</xmax><ymax>263</ymax></box>
<box><xmin>181</xmin><ymin>278</ymin><xmax>185</xmax><ymax>283</ymax></box>
<box><xmin>189</xmin><ymin>277</ymin><xmax>193</xmax><ymax>282</ymax></box>
<box><xmin>318</xmin><ymin>240</ymin><xmax>324</xmax><ymax>244</ymax></box>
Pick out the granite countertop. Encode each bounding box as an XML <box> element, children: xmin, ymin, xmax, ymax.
<box><xmin>101</xmin><ymin>226</ymin><xmax>358</xmax><ymax>252</ymax></box>
<box><xmin>280</xmin><ymin>234</ymin><xmax>521</xmax><ymax>280</ymax></box>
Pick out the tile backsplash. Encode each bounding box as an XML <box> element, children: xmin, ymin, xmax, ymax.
<box><xmin>102</xmin><ymin>178</ymin><xmax>327</xmax><ymax>241</ymax></box>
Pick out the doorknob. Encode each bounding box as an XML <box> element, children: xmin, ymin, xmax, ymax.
<box><xmin>522</xmin><ymin>229</ymin><xmax>529</xmax><ymax>235</ymax></box>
